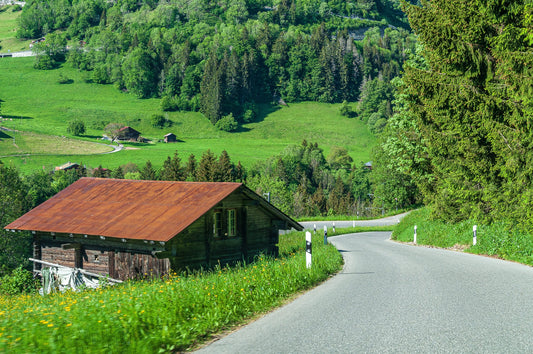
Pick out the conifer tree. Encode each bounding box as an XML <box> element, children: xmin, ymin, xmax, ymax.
<box><xmin>196</xmin><ymin>149</ymin><xmax>217</xmax><ymax>182</ymax></box>
<box><xmin>139</xmin><ymin>160</ymin><xmax>157</xmax><ymax>180</ymax></box>
<box><xmin>185</xmin><ymin>153</ymin><xmax>197</xmax><ymax>181</ymax></box>
<box><xmin>160</xmin><ymin>152</ymin><xmax>185</xmax><ymax>181</ymax></box>
<box><xmin>217</xmin><ymin>150</ymin><xmax>234</xmax><ymax>182</ymax></box>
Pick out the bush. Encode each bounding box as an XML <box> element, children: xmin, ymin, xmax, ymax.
<box><xmin>67</xmin><ymin>120</ymin><xmax>86</xmax><ymax>136</ymax></box>
<box><xmin>34</xmin><ymin>55</ymin><xmax>55</xmax><ymax>70</ymax></box>
<box><xmin>242</xmin><ymin>109</ymin><xmax>256</xmax><ymax>123</ymax></box>
<box><xmin>151</xmin><ymin>114</ymin><xmax>172</xmax><ymax>128</ymax></box>
<box><xmin>215</xmin><ymin>113</ymin><xmax>238</xmax><ymax>132</ymax></box>
<box><xmin>339</xmin><ymin>100</ymin><xmax>356</xmax><ymax>118</ymax></box>
<box><xmin>160</xmin><ymin>96</ymin><xmax>178</xmax><ymax>111</ymax></box>
<box><xmin>58</xmin><ymin>73</ymin><xmax>73</xmax><ymax>84</ymax></box>
<box><xmin>0</xmin><ymin>266</ymin><xmax>39</xmax><ymax>295</ymax></box>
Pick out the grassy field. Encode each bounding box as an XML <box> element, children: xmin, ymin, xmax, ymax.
<box><xmin>0</xmin><ymin>57</ymin><xmax>376</xmax><ymax>173</ymax></box>
<box><xmin>0</xmin><ymin>6</ymin><xmax>31</xmax><ymax>53</ymax></box>
<box><xmin>0</xmin><ymin>230</ymin><xmax>343</xmax><ymax>352</ymax></box>
<box><xmin>0</xmin><ymin>129</ymin><xmax>113</xmax><ymax>156</ymax></box>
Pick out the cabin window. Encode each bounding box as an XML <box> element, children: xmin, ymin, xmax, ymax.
<box><xmin>227</xmin><ymin>209</ymin><xmax>237</xmax><ymax>237</ymax></box>
<box><xmin>213</xmin><ymin>208</ymin><xmax>238</xmax><ymax>238</ymax></box>
<box><xmin>213</xmin><ymin>210</ymin><xmax>222</xmax><ymax>237</ymax></box>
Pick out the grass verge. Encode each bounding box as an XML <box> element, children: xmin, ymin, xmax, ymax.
<box><xmin>392</xmin><ymin>208</ymin><xmax>533</xmax><ymax>266</ymax></box>
<box><xmin>0</xmin><ymin>230</ymin><xmax>343</xmax><ymax>352</ymax></box>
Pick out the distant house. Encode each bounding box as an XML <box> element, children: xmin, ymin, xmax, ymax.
<box><xmin>5</xmin><ymin>178</ymin><xmax>303</xmax><ymax>280</ymax></box>
<box><xmin>117</xmin><ymin>126</ymin><xmax>141</xmax><ymax>141</ymax></box>
<box><xmin>55</xmin><ymin>162</ymin><xmax>79</xmax><ymax>171</ymax></box>
<box><xmin>364</xmin><ymin>161</ymin><xmax>373</xmax><ymax>170</ymax></box>
<box><xmin>164</xmin><ymin>133</ymin><xmax>176</xmax><ymax>143</ymax></box>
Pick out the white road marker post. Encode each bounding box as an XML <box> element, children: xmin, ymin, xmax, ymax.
<box><xmin>324</xmin><ymin>225</ymin><xmax>328</xmax><ymax>245</ymax></box>
<box><xmin>414</xmin><ymin>225</ymin><xmax>417</xmax><ymax>244</ymax></box>
<box><xmin>314</xmin><ymin>223</ymin><xmax>316</xmax><ymax>234</ymax></box>
<box><xmin>332</xmin><ymin>222</ymin><xmax>336</xmax><ymax>233</ymax></box>
<box><xmin>473</xmin><ymin>225</ymin><xmax>477</xmax><ymax>246</ymax></box>
<box><xmin>353</xmin><ymin>220</ymin><xmax>355</xmax><ymax>228</ymax></box>
<box><xmin>306</xmin><ymin>231</ymin><xmax>312</xmax><ymax>269</ymax></box>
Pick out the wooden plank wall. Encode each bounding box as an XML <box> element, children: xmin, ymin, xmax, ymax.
<box><xmin>38</xmin><ymin>237</ymin><xmax>170</xmax><ymax>281</ymax></box>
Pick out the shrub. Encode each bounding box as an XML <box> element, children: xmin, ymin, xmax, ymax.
<box><xmin>151</xmin><ymin>114</ymin><xmax>172</xmax><ymax>128</ymax></box>
<box><xmin>34</xmin><ymin>55</ymin><xmax>55</xmax><ymax>70</ymax></box>
<box><xmin>242</xmin><ymin>109</ymin><xmax>256</xmax><ymax>123</ymax></box>
<box><xmin>58</xmin><ymin>73</ymin><xmax>73</xmax><ymax>84</ymax></box>
<box><xmin>0</xmin><ymin>266</ymin><xmax>39</xmax><ymax>295</ymax></box>
<box><xmin>67</xmin><ymin>120</ymin><xmax>86</xmax><ymax>136</ymax></box>
<box><xmin>160</xmin><ymin>96</ymin><xmax>178</xmax><ymax>111</ymax></box>
<box><xmin>215</xmin><ymin>113</ymin><xmax>238</xmax><ymax>132</ymax></box>
<box><xmin>339</xmin><ymin>100</ymin><xmax>356</xmax><ymax>118</ymax></box>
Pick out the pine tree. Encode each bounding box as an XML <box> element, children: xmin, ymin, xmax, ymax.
<box><xmin>111</xmin><ymin>166</ymin><xmax>124</xmax><ymax>179</ymax></box>
<box><xmin>159</xmin><ymin>152</ymin><xmax>185</xmax><ymax>181</ymax></box>
<box><xmin>217</xmin><ymin>150</ymin><xmax>234</xmax><ymax>182</ymax></box>
<box><xmin>139</xmin><ymin>160</ymin><xmax>157</xmax><ymax>180</ymax></box>
<box><xmin>185</xmin><ymin>153</ymin><xmax>197</xmax><ymax>181</ymax></box>
<box><xmin>196</xmin><ymin>150</ymin><xmax>217</xmax><ymax>182</ymax></box>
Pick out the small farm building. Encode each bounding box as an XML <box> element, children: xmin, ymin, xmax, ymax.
<box><xmin>117</xmin><ymin>126</ymin><xmax>141</xmax><ymax>141</ymax></box>
<box><xmin>55</xmin><ymin>162</ymin><xmax>80</xmax><ymax>171</ymax></box>
<box><xmin>5</xmin><ymin>178</ymin><xmax>302</xmax><ymax>280</ymax></box>
<box><xmin>164</xmin><ymin>133</ymin><xmax>176</xmax><ymax>143</ymax></box>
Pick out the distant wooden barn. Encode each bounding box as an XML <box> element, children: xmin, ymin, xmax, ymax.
<box><xmin>54</xmin><ymin>162</ymin><xmax>80</xmax><ymax>171</ymax></box>
<box><xmin>5</xmin><ymin>178</ymin><xmax>302</xmax><ymax>280</ymax></box>
<box><xmin>164</xmin><ymin>133</ymin><xmax>176</xmax><ymax>143</ymax></box>
<box><xmin>117</xmin><ymin>126</ymin><xmax>141</xmax><ymax>141</ymax></box>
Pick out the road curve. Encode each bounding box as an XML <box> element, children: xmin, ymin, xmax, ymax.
<box><xmin>298</xmin><ymin>212</ymin><xmax>410</xmax><ymax>232</ymax></box>
<box><xmin>197</xmin><ymin>232</ymin><xmax>533</xmax><ymax>353</ymax></box>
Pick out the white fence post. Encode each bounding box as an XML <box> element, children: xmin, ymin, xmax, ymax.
<box><xmin>473</xmin><ymin>225</ymin><xmax>477</xmax><ymax>246</ymax></box>
<box><xmin>306</xmin><ymin>231</ymin><xmax>312</xmax><ymax>269</ymax></box>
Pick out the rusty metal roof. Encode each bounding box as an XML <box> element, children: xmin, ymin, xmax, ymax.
<box><xmin>5</xmin><ymin>178</ymin><xmax>302</xmax><ymax>242</ymax></box>
<box><xmin>5</xmin><ymin>178</ymin><xmax>242</xmax><ymax>242</ymax></box>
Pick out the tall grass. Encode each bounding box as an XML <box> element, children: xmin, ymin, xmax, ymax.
<box><xmin>392</xmin><ymin>208</ymin><xmax>533</xmax><ymax>266</ymax></box>
<box><xmin>0</xmin><ymin>231</ymin><xmax>342</xmax><ymax>352</ymax></box>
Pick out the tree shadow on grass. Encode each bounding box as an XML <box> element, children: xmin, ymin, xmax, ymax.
<box><xmin>1</xmin><ymin>115</ymin><xmax>33</xmax><ymax>120</ymax></box>
<box><xmin>0</xmin><ymin>130</ymin><xmax>12</xmax><ymax>139</ymax></box>
<box><xmin>254</xmin><ymin>103</ymin><xmax>281</xmax><ymax>124</ymax></box>
<box><xmin>82</xmin><ymin>135</ymin><xmax>105</xmax><ymax>140</ymax></box>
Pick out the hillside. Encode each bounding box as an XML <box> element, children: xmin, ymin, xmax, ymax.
<box><xmin>0</xmin><ymin>57</ymin><xmax>376</xmax><ymax>173</ymax></box>
<box><xmin>0</xmin><ymin>0</ymin><xmax>414</xmax><ymax>173</ymax></box>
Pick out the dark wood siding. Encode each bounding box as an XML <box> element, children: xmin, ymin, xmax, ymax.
<box><xmin>36</xmin><ymin>232</ymin><xmax>170</xmax><ymax>281</ymax></box>
<box><xmin>31</xmin><ymin>189</ymin><xmax>295</xmax><ymax>279</ymax></box>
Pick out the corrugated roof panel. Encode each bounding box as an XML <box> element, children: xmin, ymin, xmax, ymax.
<box><xmin>5</xmin><ymin>178</ymin><xmax>242</xmax><ymax>242</ymax></box>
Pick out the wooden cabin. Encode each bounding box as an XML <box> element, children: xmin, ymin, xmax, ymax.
<box><xmin>117</xmin><ymin>126</ymin><xmax>141</xmax><ymax>141</ymax></box>
<box><xmin>54</xmin><ymin>162</ymin><xmax>80</xmax><ymax>171</ymax></box>
<box><xmin>164</xmin><ymin>133</ymin><xmax>176</xmax><ymax>143</ymax></box>
<box><xmin>5</xmin><ymin>178</ymin><xmax>302</xmax><ymax>280</ymax></box>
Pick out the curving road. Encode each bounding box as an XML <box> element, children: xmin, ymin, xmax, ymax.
<box><xmin>298</xmin><ymin>212</ymin><xmax>410</xmax><ymax>232</ymax></box>
<box><xmin>197</xmin><ymin>232</ymin><xmax>533</xmax><ymax>353</ymax></box>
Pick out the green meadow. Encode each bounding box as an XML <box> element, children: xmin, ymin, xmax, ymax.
<box><xmin>0</xmin><ymin>56</ymin><xmax>375</xmax><ymax>173</ymax></box>
<box><xmin>0</xmin><ymin>6</ymin><xmax>31</xmax><ymax>53</ymax></box>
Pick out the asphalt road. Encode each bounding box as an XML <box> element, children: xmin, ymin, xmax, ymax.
<box><xmin>298</xmin><ymin>212</ymin><xmax>410</xmax><ymax>232</ymax></box>
<box><xmin>197</xmin><ymin>232</ymin><xmax>533</xmax><ymax>353</ymax></box>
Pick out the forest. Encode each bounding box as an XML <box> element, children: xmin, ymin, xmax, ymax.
<box><xmin>375</xmin><ymin>0</ymin><xmax>533</xmax><ymax>229</ymax></box>
<box><xmin>19</xmin><ymin>0</ymin><xmax>416</xmax><ymax>130</ymax></box>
